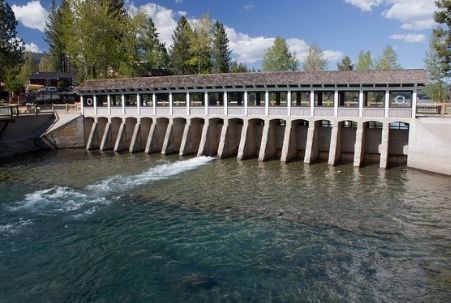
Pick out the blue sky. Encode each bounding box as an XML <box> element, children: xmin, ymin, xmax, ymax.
<box><xmin>9</xmin><ymin>0</ymin><xmax>437</xmax><ymax>69</ymax></box>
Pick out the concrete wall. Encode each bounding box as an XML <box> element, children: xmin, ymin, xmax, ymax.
<box><xmin>408</xmin><ymin>118</ymin><xmax>451</xmax><ymax>175</ymax></box>
<box><xmin>0</xmin><ymin>114</ymin><xmax>55</xmax><ymax>157</ymax></box>
<box><xmin>43</xmin><ymin>116</ymin><xmax>85</xmax><ymax>149</ymax></box>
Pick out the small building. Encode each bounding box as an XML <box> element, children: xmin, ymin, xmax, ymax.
<box><xmin>28</xmin><ymin>72</ymin><xmax>73</xmax><ymax>88</ymax></box>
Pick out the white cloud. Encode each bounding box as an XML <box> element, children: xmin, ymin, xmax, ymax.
<box><xmin>344</xmin><ymin>0</ymin><xmax>384</xmax><ymax>12</ymax></box>
<box><xmin>390</xmin><ymin>33</ymin><xmax>426</xmax><ymax>43</ymax></box>
<box><xmin>24</xmin><ymin>42</ymin><xmax>42</xmax><ymax>53</ymax></box>
<box><xmin>244</xmin><ymin>5</ymin><xmax>255</xmax><ymax>11</ymax></box>
<box><xmin>175</xmin><ymin>0</ymin><xmax>183</xmax><ymax>3</ymax></box>
<box><xmin>344</xmin><ymin>0</ymin><xmax>435</xmax><ymax>30</ymax></box>
<box><xmin>323</xmin><ymin>50</ymin><xmax>345</xmax><ymax>62</ymax></box>
<box><xmin>11</xmin><ymin>1</ymin><xmax>48</xmax><ymax>32</ymax></box>
<box><xmin>225</xmin><ymin>27</ymin><xmax>274</xmax><ymax>64</ymax></box>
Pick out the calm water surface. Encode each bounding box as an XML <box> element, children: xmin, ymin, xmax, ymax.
<box><xmin>0</xmin><ymin>150</ymin><xmax>450</xmax><ymax>302</ymax></box>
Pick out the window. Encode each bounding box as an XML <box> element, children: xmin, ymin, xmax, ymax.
<box><xmin>339</xmin><ymin>91</ymin><xmax>359</xmax><ymax>107</ymax></box>
<box><xmin>367</xmin><ymin>121</ymin><xmax>383</xmax><ymax>129</ymax></box>
<box><xmin>125</xmin><ymin>95</ymin><xmax>137</xmax><ymax>106</ymax></box>
<box><xmin>269</xmin><ymin>92</ymin><xmax>287</xmax><ymax>107</ymax></box>
<box><xmin>141</xmin><ymin>94</ymin><xmax>153</xmax><ymax>107</ymax></box>
<box><xmin>110</xmin><ymin>95</ymin><xmax>122</xmax><ymax>107</ymax></box>
<box><xmin>343</xmin><ymin>121</ymin><xmax>357</xmax><ymax>128</ymax></box>
<box><xmin>248</xmin><ymin>92</ymin><xmax>264</xmax><ymax>106</ymax></box>
<box><xmin>364</xmin><ymin>91</ymin><xmax>385</xmax><ymax>108</ymax></box>
<box><xmin>227</xmin><ymin>92</ymin><xmax>244</xmax><ymax>106</ymax></box>
<box><xmin>190</xmin><ymin>93</ymin><xmax>204</xmax><ymax>107</ymax></box>
<box><xmin>389</xmin><ymin>91</ymin><xmax>412</xmax><ymax>108</ymax></box>
<box><xmin>320</xmin><ymin>120</ymin><xmax>332</xmax><ymax>127</ymax></box>
<box><xmin>156</xmin><ymin>93</ymin><xmax>169</xmax><ymax>107</ymax></box>
<box><xmin>98</xmin><ymin>95</ymin><xmax>108</xmax><ymax>107</ymax></box>
<box><xmin>291</xmin><ymin>91</ymin><xmax>310</xmax><ymax>107</ymax></box>
<box><xmin>389</xmin><ymin>122</ymin><xmax>409</xmax><ymax>130</ymax></box>
<box><xmin>315</xmin><ymin>91</ymin><xmax>334</xmax><ymax>107</ymax></box>
<box><xmin>173</xmin><ymin>93</ymin><xmax>186</xmax><ymax>107</ymax></box>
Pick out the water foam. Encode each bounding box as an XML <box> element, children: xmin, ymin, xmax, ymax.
<box><xmin>8</xmin><ymin>157</ymin><xmax>214</xmax><ymax>216</ymax></box>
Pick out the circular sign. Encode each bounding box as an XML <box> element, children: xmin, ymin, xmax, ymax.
<box><xmin>394</xmin><ymin>95</ymin><xmax>406</xmax><ymax>104</ymax></box>
<box><xmin>86</xmin><ymin>98</ymin><xmax>93</xmax><ymax>106</ymax></box>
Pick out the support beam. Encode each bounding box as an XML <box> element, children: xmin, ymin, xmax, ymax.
<box><xmin>217</xmin><ymin>119</ymin><xmax>229</xmax><ymax>159</ymax></box>
<box><xmin>161</xmin><ymin>121</ymin><xmax>174</xmax><ymax>155</ymax></box>
<box><xmin>304</xmin><ymin>121</ymin><xmax>318</xmax><ymax>164</ymax></box>
<box><xmin>197</xmin><ymin>119</ymin><xmax>210</xmax><ymax>156</ymax></box>
<box><xmin>86</xmin><ymin>121</ymin><xmax>98</xmax><ymax>150</ymax></box>
<box><xmin>379</xmin><ymin>122</ymin><xmax>390</xmax><ymax>169</ymax></box>
<box><xmin>237</xmin><ymin>120</ymin><xmax>249</xmax><ymax>160</ymax></box>
<box><xmin>328</xmin><ymin>122</ymin><xmax>342</xmax><ymax>166</ymax></box>
<box><xmin>258</xmin><ymin>122</ymin><xmax>271</xmax><ymax>161</ymax></box>
<box><xmin>144</xmin><ymin>123</ymin><xmax>156</xmax><ymax>154</ymax></box>
<box><xmin>114</xmin><ymin>122</ymin><xmax>126</xmax><ymax>152</ymax></box>
<box><xmin>100</xmin><ymin>122</ymin><xmax>112</xmax><ymax>151</ymax></box>
<box><xmin>353</xmin><ymin>122</ymin><xmax>365</xmax><ymax>167</ymax></box>
<box><xmin>129</xmin><ymin>122</ymin><xmax>142</xmax><ymax>153</ymax></box>
<box><xmin>280</xmin><ymin>121</ymin><xmax>293</xmax><ymax>162</ymax></box>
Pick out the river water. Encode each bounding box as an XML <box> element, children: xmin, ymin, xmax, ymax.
<box><xmin>0</xmin><ymin>150</ymin><xmax>450</xmax><ymax>302</ymax></box>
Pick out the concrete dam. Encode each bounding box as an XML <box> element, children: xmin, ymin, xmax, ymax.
<box><xmin>77</xmin><ymin>70</ymin><xmax>428</xmax><ymax>169</ymax></box>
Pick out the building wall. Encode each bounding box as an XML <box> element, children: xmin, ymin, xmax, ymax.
<box><xmin>408</xmin><ymin>118</ymin><xmax>451</xmax><ymax>175</ymax></box>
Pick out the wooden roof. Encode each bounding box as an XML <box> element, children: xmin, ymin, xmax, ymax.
<box><xmin>76</xmin><ymin>69</ymin><xmax>427</xmax><ymax>93</ymax></box>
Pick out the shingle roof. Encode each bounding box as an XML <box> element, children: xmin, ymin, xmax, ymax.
<box><xmin>29</xmin><ymin>72</ymin><xmax>73</xmax><ymax>80</ymax></box>
<box><xmin>76</xmin><ymin>69</ymin><xmax>427</xmax><ymax>93</ymax></box>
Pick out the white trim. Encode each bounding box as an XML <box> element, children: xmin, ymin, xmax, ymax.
<box><xmin>384</xmin><ymin>90</ymin><xmax>390</xmax><ymax>118</ymax></box>
<box><xmin>359</xmin><ymin>90</ymin><xmax>363</xmax><ymax>118</ymax></box>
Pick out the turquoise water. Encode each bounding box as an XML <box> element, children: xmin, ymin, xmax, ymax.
<box><xmin>0</xmin><ymin>150</ymin><xmax>450</xmax><ymax>302</ymax></box>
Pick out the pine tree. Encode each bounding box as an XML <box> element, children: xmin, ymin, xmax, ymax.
<box><xmin>45</xmin><ymin>0</ymin><xmax>69</xmax><ymax>72</ymax></box>
<box><xmin>337</xmin><ymin>56</ymin><xmax>353</xmax><ymax>71</ymax></box>
<box><xmin>262</xmin><ymin>37</ymin><xmax>298</xmax><ymax>72</ymax></box>
<box><xmin>211</xmin><ymin>21</ymin><xmax>231</xmax><ymax>73</ymax></box>
<box><xmin>433</xmin><ymin>0</ymin><xmax>451</xmax><ymax>78</ymax></box>
<box><xmin>355</xmin><ymin>50</ymin><xmax>373</xmax><ymax>71</ymax></box>
<box><xmin>188</xmin><ymin>14</ymin><xmax>213</xmax><ymax>74</ymax></box>
<box><xmin>0</xmin><ymin>0</ymin><xmax>24</xmax><ymax>78</ymax></box>
<box><xmin>170</xmin><ymin>16</ymin><xmax>194</xmax><ymax>75</ymax></box>
<box><xmin>230</xmin><ymin>61</ymin><xmax>248</xmax><ymax>73</ymax></box>
<box><xmin>375</xmin><ymin>45</ymin><xmax>401</xmax><ymax>70</ymax></box>
<box><xmin>425</xmin><ymin>34</ymin><xmax>449</xmax><ymax>102</ymax></box>
<box><xmin>303</xmin><ymin>45</ymin><xmax>327</xmax><ymax>71</ymax></box>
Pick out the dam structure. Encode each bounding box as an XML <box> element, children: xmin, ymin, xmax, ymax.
<box><xmin>77</xmin><ymin>70</ymin><xmax>428</xmax><ymax>168</ymax></box>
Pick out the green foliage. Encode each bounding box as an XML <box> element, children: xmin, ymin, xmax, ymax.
<box><xmin>188</xmin><ymin>14</ymin><xmax>213</xmax><ymax>74</ymax></box>
<box><xmin>230</xmin><ymin>61</ymin><xmax>248</xmax><ymax>73</ymax></box>
<box><xmin>44</xmin><ymin>0</ymin><xmax>69</xmax><ymax>72</ymax></box>
<box><xmin>303</xmin><ymin>45</ymin><xmax>327</xmax><ymax>72</ymax></box>
<box><xmin>170</xmin><ymin>16</ymin><xmax>195</xmax><ymax>75</ymax></box>
<box><xmin>38</xmin><ymin>55</ymin><xmax>54</xmax><ymax>72</ymax></box>
<box><xmin>375</xmin><ymin>45</ymin><xmax>401</xmax><ymax>70</ymax></box>
<box><xmin>355</xmin><ymin>50</ymin><xmax>373</xmax><ymax>71</ymax></box>
<box><xmin>262</xmin><ymin>37</ymin><xmax>298</xmax><ymax>72</ymax></box>
<box><xmin>211</xmin><ymin>21</ymin><xmax>231</xmax><ymax>73</ymax></box>
<box><xmin>425</xmin><ymin>34</ymin><xmax>449</xmax><ymax>102</ymax></box>
<box><xmin>133</xmin><ymin>11</ymin><xmax>168</xmax><ymax>76</ymax></box>
<box><xmin>0</xmin><ymin>0</ymin><xmax>24</xmax><ymax>78</ymax></box>
<box><xmin>337</xmin><ymin>56</ymin><xmax>353</xmax><ymax>71</ymax></box>
<box><xmin>433</xmin><ymin>0</ymin><xmax>451</xmax><ymax>78</ymax></box>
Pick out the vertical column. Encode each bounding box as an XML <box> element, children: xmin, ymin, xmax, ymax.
<box><xmin>80</xmin><ymin>95</ymin><xmax>84</xmax><ymax>115</ymax></box>
<box><xmin>334</xmin><ymin>89</ymin><xmax>339</xmax><ymax>117</ymax></box>
<box><xmin>353</xmin><ymin>121</ymin><xmax>365</xmax><ymax>167</ymax></box>
<box><xmin>152</xmin><ymin>93</ymin><xmax>156</xmax><ymax>115</ymax></box>
<box><xmin>204</xmin><ymin>91</ymin><xmax>209</xmax><ymax>115</ymax></box>
<box><xmin>287</xmin><ymin>90</ymin><xmax>292</xmax><ymax>116</ymax></box>
<box><xmin>310</xmin><ymin>90</ymin><xmax>315</xmax><ymax>117</ymax></box>
<box><xmin>358</xmin><ymin>90</ymin><xmax>364</xmax><ymax>118</ymax></box>
<box><xmin>137</xmin><ymin>94</ymin><xmax>141</xmax><ymax>116</ymax></box>
<box><xmin>121</xmin><ymin>94</ymin><xmax>125</xmax><ymax>115</ymax></box>
<box><xmin>412</xmin><ymin>87</ymin><xmax>417</xmax><ymax>118</ymax></box>
<box><xmin>328</xmin><ymin>122</ymin><xmax>341</xmax><ymax>166</ymax></box>
<box><xmin>384</xmin><ymin>89</ymin><xmax>390</xmax><ymax>118</ymax></box>
<box><xmin>244</xmin><ymin>91</ymin><xmax>248</xmax><ymax>116</ymax></box>
<box><xmin>265</xmin><ymin>90</ymin><xmax>269</xmax><ymax>116</ymax></box>
<box><xmin>224</xmin><ymin>91</ymin><xmax>228</xmax><ymax>116</ymax></box>
<box><xmin>304</xmin><ymin>121</ymin><xmax>318</xmax><ymax>164</ymax></box>
<box><xmin>379</xmin><ymin>122</ymin><xmax>389</xmax><ymax>169</ymax></box>
<box><xmin>186</xmin><ymin>92</ymin><xmax>190</xmax><ymax>115</ymax></box>
<box><xmin>93</xmin><ymin>95</ymin><xmax>97</xmax><ymax>115</ymax></box>
<box><xmin>107</xmin><ymin>94</ymin><xmax>111</xmax><ymax>116</ymax></box>
<box><xmin>280</xmin><ymin>121</ymin><xmax>292</xmax><ymax>162</ymax></box>
<box><xmin>169</xmin><ymin>92</ymin><xmax>173</xmax><ymax>115</ymax></box>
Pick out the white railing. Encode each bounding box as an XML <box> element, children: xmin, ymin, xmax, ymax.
<box><xmin>337</xmin><ymin>108</ymin><xmax>359</xmax><ymax>117</ymax></box>
<box><xmin>124</xmin><ymin>107</ymin><xmax>137</xmax><ymax>115</ymax></box>
<box><xmin>208</xmin><ymin>107</ymin><xmax>224</xmax><ymax>115</ymax></box>
<box><xmin>363</xmin><ymin>108</ymin><xmax>385</xmax><ymax>118</ymax></box>
<box><xmin>96</xmin><ymin>108</ymin><xmax>109</xmax><ymax>115</ymax></box>
<box><xmin>314</xmin><ymin>107</ymin><xmax>334</xmax><ymax>117</ymax></box>
<box><xmin>190</xmin><ymin>107</ymin><xmax>204</xmax><ymax>115</ymax></box>
<box><xmin>269</xmin><ymin>107</ymin><xmax>288</xmax><ymax>116</ymax></box>
<box><xmin>110</xmin><ymin>108</ymin><xmax>122</xmax><ymax>116</ymax></box>
<box><xmin>291</xmin><ymin>107</ymin><xmax>310</xmax><ymax>116</ymax></box>
<box><xmin>140</xmin><ymin>107</ymin><xmax>153</xmax><ymax>115</ymax></box>
<box><xmin>172</xmin><ymin>107</ymin><xmax>186</xmax><ymax>115</ymax></box>
<box><xmin>228</xmin><ymin>107</ymin><xmax>245</xmax><ymax>115</ymax></box>
<box><xmin>156</xmin><ymin>107</ymin><xmax>170</xmax><ymax>115</ymax></box>
<box><xmin>247</xmin><ymin>107</ymin><xmax>265</xmax><ymax>116</ymax></box>
<box><xmin>389</xmin><ymin>108</ymin><xmax>412</xmax><ymax>118</ymax></box>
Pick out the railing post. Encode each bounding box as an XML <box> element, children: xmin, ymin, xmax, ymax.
<box><xmin>334</xmin><ymin>89</ymin><xmax>339</xmax><ymax>117</ymax></box>
<box><xmin>107</xmin><ymin>94</ymin><xmax>111</xmax><ymax>116</ymax></box>
<box><xmin>224</xmin><ymin>91</ymin><xmax>228</xmax><ymax>116</ymax></box>
<box><xmin>384</xmin><ymin>89</ymin><xmax>390</xmax><ymax>118</ymax></box>
<box><xmin>80</xmin><ymin>95</ymin><xmax>84</xmax><ymax>115</ymax></box>
<box><xmin>244</xmin><ymin>90</ymin><xmax>248</xmax><ymax>116</ymax></box>
<box><xmin>137</xmin><ymin>93</ymin><xmax>140</xmax><ymax>115</ymax></box>
<box><xmin>121</xmin><ymin>94</ymin><xmax>125</xmax><ymax>115</ymax></box>
<box><xmin>152</xmin><ymin>93</ymin><xmax>156</xmax><ymax>115</ymax></box>
<box><xmin>169</xmin><ymin>92</ymin><xmax>173</xmax><ymax>115</ymax></box>
<box><xmin>412</xmin><ymin>88</ymin><xmax>417</xmax><ymax>118</ymax></box>
<box><xmin>359</xmin><ymin>89</ymin><xmax>364</xmax><ymax>118</ymax></box>
<box><xmin>265</xmin><ymin>90</ymin><xmax>269</xmax><ymax>116</ymax></box>
<box><xmin>310</xmin><ymin>89</ymin><xmax>314</xmax><ymax>117</ymax></box>
<box><xmin>287</xmin><ymin>90</ymin><xmax>291</xmax><ymax>116</ymax></box>
<box><xmin>186</xmin><ymin>92</ymin><xmax>190</xmax><ymax>115</ymax></box>
<box><xmin>204</xmin><ymin>91</ymin><xmax>208</xmax><ymax>115</ymax></box>
<box><xmin>93</xmin><ymin>95</ymin><xmax>97</xmax><ymax>115</ymax></box>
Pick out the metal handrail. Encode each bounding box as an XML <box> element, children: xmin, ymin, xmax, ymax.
<box><xmin>416</xmin><ymin>103</ymin><xmax>451</xmax><ymax>117</ymax></box>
